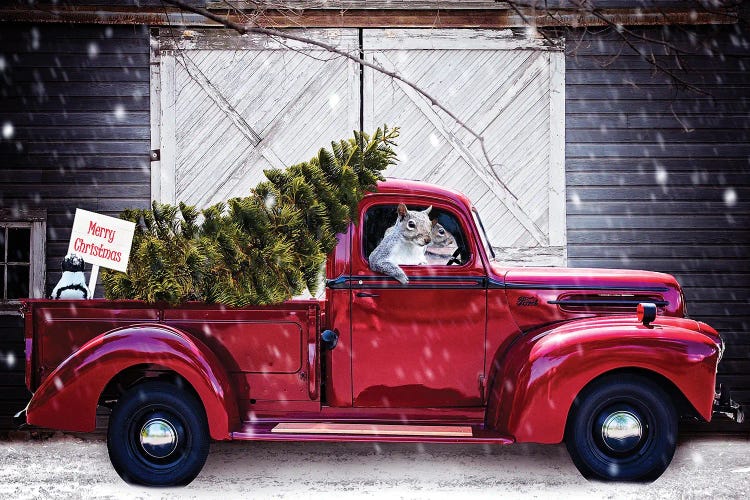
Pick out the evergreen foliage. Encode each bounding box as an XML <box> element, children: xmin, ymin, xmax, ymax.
<box><xmin>102</xmin><ymin>127</ymin><xmax>399</xmax><ymax>306</ymax></box>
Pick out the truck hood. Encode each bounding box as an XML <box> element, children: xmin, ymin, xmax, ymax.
<box><xmin>491</xmin><ymin>265</ymin><xmax>685</xmax><ymax>331</ymax></box>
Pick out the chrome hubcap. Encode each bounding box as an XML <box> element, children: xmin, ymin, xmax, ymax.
<box><xmin>139</xmin><ymin>418</ymin><xmax>178</xmax><ymax>459</ymax></box>
<box><xmin>601</xmin><ymin>410</ymin><xmax>643</xmax><ymax>453</ymax></box>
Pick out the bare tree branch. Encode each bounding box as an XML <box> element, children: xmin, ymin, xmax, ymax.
<box><xmin>162</xmin><ymin>0</ymin><xmax>522</xmax><ymax>198</ymax></box>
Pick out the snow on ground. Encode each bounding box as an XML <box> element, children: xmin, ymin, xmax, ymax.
<box><xmin>1</xmin><ymin>434</ymin><xmax>749</xmax><ymax>499</ymax></box>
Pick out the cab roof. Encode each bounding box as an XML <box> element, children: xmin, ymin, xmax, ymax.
<box><xmin>374</xmin><ymin>178</ymin><xmax>474</xmax><ymax>210</ymax></box>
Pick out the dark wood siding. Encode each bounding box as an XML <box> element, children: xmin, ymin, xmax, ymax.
<box><xmin>0</xmin><ymin>23</ymin><xmax>150</xmax><ymax>429</ymax></box>
<box><xmin>0</xmin><ymin>23</ymin><xmax>151</xmax><ymax>290</ymax></box>
<box><xmin>565</xmin><ymin>24</ymin><xmax>750</xmax><ymax>427</ymax></box>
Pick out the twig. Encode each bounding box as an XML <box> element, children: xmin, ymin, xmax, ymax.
<box><xmin>162</xmin><ymin>0</ymin><xmax>513</xmax><ymax>194</ymax></box>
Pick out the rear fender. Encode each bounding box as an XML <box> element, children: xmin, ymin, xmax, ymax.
<box><xmin>486</xmin><ymin>317</ymin><xmax>720</xmax><ymax>444</ymax></box>
<box><xmin>26</xmin><ymin>324</ymin><xmax>239</xmax><ymax>440</ymax></box>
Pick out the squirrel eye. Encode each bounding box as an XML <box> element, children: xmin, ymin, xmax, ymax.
<box><xmin>407</xmin><ymin>220</ymin><xmax>416</xmax><ymax>229</ymax></box>
<box><xmin>438</xmin><ymin>229</ymin><xmax>445</xmax><ymax>235</ymax></box>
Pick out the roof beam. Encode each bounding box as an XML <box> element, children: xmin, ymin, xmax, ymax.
<box><xmin>0</xmin><ymin>6</ymin><xmax>737</xmax><ymax>28</ymax></box>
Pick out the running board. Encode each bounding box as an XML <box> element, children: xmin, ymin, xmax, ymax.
<box><xmin>272</xmin><ymin>423</ymin><xmax>472</xmax><ymax>437</ymax></box>
<box><xmin>230</xmin><ymin>422</ymin><xmax>514</xmax><ymax>444</ymax></box>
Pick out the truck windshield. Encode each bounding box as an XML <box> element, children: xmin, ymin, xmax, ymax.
<box><xmin>472</xmin><ymin>208</ymin><xmax>495</xmax><ymax>260</ymax></box>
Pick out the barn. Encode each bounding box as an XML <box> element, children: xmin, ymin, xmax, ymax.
<box><xmin>0</xmin><ymin>0</ymin><xmax>748</xmax><ymax>432</ymax></box>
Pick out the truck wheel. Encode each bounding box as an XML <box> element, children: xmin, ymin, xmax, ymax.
<box><xmin>565</xmin><ymin>374</ymin><xmax>677</xmax><ymax>482</ymax></box>
<box><xmin>107</xmin><ymin>381</ymin><xmax>210</xmax><ymax>486</ymax></box>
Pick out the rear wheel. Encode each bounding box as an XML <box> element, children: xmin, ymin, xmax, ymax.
<box><xmin>565</xmin><ymin>374</ymin><xmax>677</xmax><ymax>482</ymax></box>
<box><xmin>107</xmin><ymin>381</ymin><xmax>210</xmax><ymax>486</ymax></box>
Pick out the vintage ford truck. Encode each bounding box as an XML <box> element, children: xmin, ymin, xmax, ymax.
<box><xmin>16</xmin><ymin>179</ymin><xmax>742</xmax><ymax>485</ymax></box>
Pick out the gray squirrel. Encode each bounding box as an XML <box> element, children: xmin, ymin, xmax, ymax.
<box><xmin>425</xmin><ymin>222</ymin><xmax>458</xmax><ymax>265</ymax></box>
<box><xmin>369</xmin><ymin>203</ymin><xmax>433</xmax><ymax>284</ymax></box>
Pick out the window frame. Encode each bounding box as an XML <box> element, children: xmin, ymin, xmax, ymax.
<box><xmin>359</xmin><ymin>199</ymin><xmax>476</xmax><ymax>271</ymax></box>
<box><xmin>0</xmin><ymin>209</ymin><xmax>46</xmax><ymax>314</ymax></box>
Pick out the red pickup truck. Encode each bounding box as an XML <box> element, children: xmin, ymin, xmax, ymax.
<box><xmin>17</xmin><ymin>179</ymin><xmax>742</xmax><ymax>486</ymax></box>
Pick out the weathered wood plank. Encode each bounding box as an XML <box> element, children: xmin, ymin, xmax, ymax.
<box><xmin>567</xmin><ymin>172</ymin><xmax>750</xmax><ymax>187</ymax></box>
<box><xmin>159</xmin><ymin>27</ymin><xmax>360</xmax><ymax>51</ymax></box>
<box><xmin>566</xmin><ymin>143</ymin><xmax>750</xmax><ymax>158</ymax></box>
<box><xmin>567</xmin><ymin>129</ymin><xmax>750</xmax><ymax>144</ymax></box>
<box><xmin>363</xmin><ymin>28</ymin><xmax>556</xmax><ymax>51</ymax></box>
<box><xmin>0</xmin><ymin>111</ymin><xmax>150</xmax><ymax>126</ymax></box>
<box><xmin>566</xmin><ymin>100</ymin><xmax>748</xmax><ymax>114</ymax></box>
<box><xmin>1</xmin><ymin>142</ymin><xmax>149</xmax><ymax>155</ymax></box>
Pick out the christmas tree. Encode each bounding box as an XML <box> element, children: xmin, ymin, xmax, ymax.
<box><xmin>102</xmin><ymin>126</ymin><xmax>398</xmax><ymax>306</ymax></box>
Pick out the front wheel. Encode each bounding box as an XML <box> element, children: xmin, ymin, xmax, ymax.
<box><xmin>565</xmin><ymin>374</ymin><xmax>677</xmax><ymax>482</ymax></box>
<box><xmin>107</xmin><ymin>381</ymin><xmax>210</xmax><ymax>486</ymax></box>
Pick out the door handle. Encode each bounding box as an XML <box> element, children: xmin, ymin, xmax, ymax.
<box><xmin>356</xmin><ymin>292</ymin><xmax>380</xmax><ymax>298</ymax></box>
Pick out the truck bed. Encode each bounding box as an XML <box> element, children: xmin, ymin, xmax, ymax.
<box><xmin>23</xmin><ymin>299</ymin><xmax>322</xmax><ymax>412</ymax></box>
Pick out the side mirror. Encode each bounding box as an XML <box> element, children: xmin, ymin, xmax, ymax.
<box><xmin>637</xmin><ymin>303</ymin><xmax>657</xmax><ymax>327</ymax></box>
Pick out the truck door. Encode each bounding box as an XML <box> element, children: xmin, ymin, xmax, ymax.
<box><xmin>350</xmin><ymin>197</ymin><xmax>487</xmax><ymax>407</ymax></box>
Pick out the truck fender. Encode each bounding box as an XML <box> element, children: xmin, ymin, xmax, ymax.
<box><xmin>26</xmin><ymin>323</ymin><xmax>240</xmax><ymax>440</ymax></box>
<box><xmin>485</xmin><ymin>318</ymin><xmax>720</xmax><ymax>444</ymax></box>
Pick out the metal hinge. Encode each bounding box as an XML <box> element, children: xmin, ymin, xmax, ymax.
<box><xmin>150</xmin><ymin>149</ymin><xmax>160</xmax><ymax>162</ymax></box>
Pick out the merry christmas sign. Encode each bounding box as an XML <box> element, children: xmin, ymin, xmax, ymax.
<box><xmin>68</xmin><ymin>209</ymin><xmax>135</xmax><ymax>273</ymax></box>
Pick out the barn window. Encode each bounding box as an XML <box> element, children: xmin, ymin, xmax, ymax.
<box><xmin>153</xmin><ymin>28</ymin><xmax>565</xmax><ymax>266</ymax></box>
<box><xmin>0</xmin><ymin>211</ymin><xmax>46</xmax><ymax>309</ymax></box>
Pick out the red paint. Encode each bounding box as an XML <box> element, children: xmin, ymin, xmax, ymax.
<box><xmin>486</xmin><ymin>316</ymin><xmax>720</xmax><ymax>443</ymax></box>
<box><xmin>26</xmin><ymin>323</ymin><xmax>239</xmax><ymax>440</ymax></box>
<box><xmin>21</xmin><ymin>178</ymin><xmax>725</xmax><ymax>448</ymax></box>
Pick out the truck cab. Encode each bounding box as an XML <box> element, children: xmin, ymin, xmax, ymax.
<box><xmin>18</xmin><ymin>179</ymin><xmax>742</xmax><ymax>486</ymax></box>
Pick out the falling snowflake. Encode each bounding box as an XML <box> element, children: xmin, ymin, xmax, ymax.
<box><xmin>5</xmin><ymin>352</ymin><xmax>15</xmax><ymax>369</ymax></box>
<box><xmin>429</xmin><ymin>133</ymin><xmax>440</xmax><ymax>148</ymax></box>
<box><xmin>328</xmin><ymin>93</ymin><xmax>340</xmax><ymax>109</ymax></box>
<box><xmin>655</xmin><ymin>167</ymin><xmax>668</xmax><ymax>185</ymax></box>
<box><xmin>0</xmin><ymin>55</ymin><xmax>6</xmax><ymax>72</ymax></box>
<box><xmin>2</xmin><ymin>122</ymin><xmax>13</xmax><ymax>140</ymax></box>
<box><xmin>724</xmin><ymin>188</ymin><xmax>737</xmax><ymax>207</ymax></box>
<box><xmin>30</xmin><ymin>27</ymin><xmax>40</xmax><ymax>50</ymax></box>
<box><xmin>113</xmin><ymin>104</ymin><xmax>126</xmax><ymax>121</ymax></box>
<box><xmin>265</xmin><ymin>193</ymin><xmax>276</xmax><ymax>209</ymax></box>
<box><xmin>88</xmin><ymin>42</ymin><xmax>99</xmax><ymax>58</ymax></box>
<box><xmin>571</xmin><ymin>192</ymin><xmax>581</xmax><ymax>206</ymax></box>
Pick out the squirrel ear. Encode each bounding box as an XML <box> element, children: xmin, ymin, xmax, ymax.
<box><xmin>397</xmin><ymin>203</ymin><xmax>407</xmax><ymax>219</ymax></box>
<box><xmin>424</xmin><ymin>205</ymin><xmax>432</xmax><ymax>215</ymax></box>
<box><xmin>431</xmin><ymin>219</ymin><xmax>437</xmax><ymax>227</ymax></box>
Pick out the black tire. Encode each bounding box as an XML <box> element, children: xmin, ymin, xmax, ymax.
<box><xmin>107</xmin><ymin>381</ymin><xmax>210</xmax><ymax>486</ymax></box>
<box><xmin>565</xmin><ymin>374</ymin><xmax>677</xmax><ymax>482</ymax></box>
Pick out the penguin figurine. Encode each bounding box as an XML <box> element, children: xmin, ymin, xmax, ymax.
<box><xmin>51</xmin><ymin>253</ymin><xmax>90</xmax><ymax>299</ymax></box>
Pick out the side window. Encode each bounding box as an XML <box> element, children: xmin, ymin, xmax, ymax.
<box><xmin>0</xmin><ymin>210</ymin><xmax>46</xmax><ymax>309</ymax></box>
<box><xmin>363</xmin><ymin>204</ymin><xmax>470</xmax><ymax>266</ymax></box>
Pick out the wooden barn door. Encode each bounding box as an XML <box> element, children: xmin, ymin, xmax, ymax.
<box><xmin>153</xmin><ymin>29</ymin><xmax>360</xmax><ymax>208</ymax></box>
<box><xmin>363</xmin><ymin>29</ymin><xmax>566</xmax><ymax>265</ymax></box>
<box><xmin>153</xmin><ymin>28</ymin><xmax>564</xmax><ymax>265</ymax></box>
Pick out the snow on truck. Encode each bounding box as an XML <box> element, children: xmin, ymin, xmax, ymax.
<box><xmin>16</xmin><ymin>179</ymin><xmax>743</xmax><ymax>485</ymax></box>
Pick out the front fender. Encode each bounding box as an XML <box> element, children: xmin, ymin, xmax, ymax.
<box><xmin>26</xmin><ymin>324</ymin><xmax>239</xmax><ymax>440</ymax></box>
<box><xmin>486</xmin><ymin>317</ymin><xmax>720</xmax><ymax>444</ymax></box>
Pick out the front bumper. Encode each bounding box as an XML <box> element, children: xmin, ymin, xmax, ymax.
<box><xmin>713</xmin><ymin>385</ymin><xmax>745</xmax><ymax>424</ymax></box>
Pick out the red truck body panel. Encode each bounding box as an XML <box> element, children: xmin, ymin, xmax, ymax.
<box><xmin>20</xmin><ymin>179</ymin><xmax>724</xmax><ymax>446</ymax></box>
<box><xmin>486</xmin><ymin>316</ymin><xmax>720</xmax><ymax>443</ymax></box>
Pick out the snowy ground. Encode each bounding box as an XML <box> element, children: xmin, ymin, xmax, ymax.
<box><xmin>1</xmin><ymin>433</ymin><xmax>749</xmax><ymax>499</ymax></box>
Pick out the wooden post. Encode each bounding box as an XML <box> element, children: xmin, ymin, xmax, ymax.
<box><xmin>88</xmin><ymin>264</ymin><xmax>99</xmax><ymax>299</ymax></box>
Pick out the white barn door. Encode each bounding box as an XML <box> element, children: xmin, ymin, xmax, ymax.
<box><xmin>363</xmin><ymin>29</ymin><xmax>566</xmax><ymax>265</ymax></box>
<box><xmin>154</xmin><ymin>29</ymin><xmax>360</xmax><ymax>208</ymax></box>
